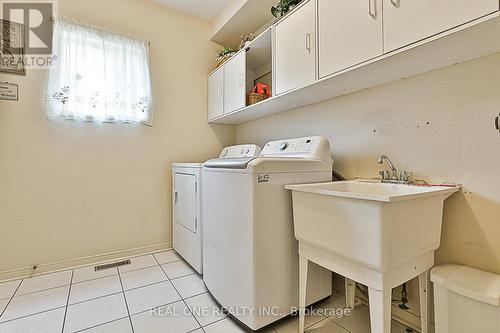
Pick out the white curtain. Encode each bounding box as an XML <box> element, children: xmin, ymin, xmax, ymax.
<box><xmin>46</xmin><ymin>18</ymin><xmax>153</xmax><ymax>124</ymax></box>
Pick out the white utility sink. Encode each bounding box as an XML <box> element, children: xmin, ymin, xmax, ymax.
<box><xmin>288</xmin><ymin>180</ymin><xmax>459</xmax><ymax>202</ymax></box>
<box><xmin>286</xmin><ymin>180</ymin><xmax>459</xmax><ymax>333</ymax></box>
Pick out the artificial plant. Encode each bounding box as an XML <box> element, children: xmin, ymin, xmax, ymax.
<box><xmin>271</xmin><ymin>0</ymin><xmax>303</xmax><ymax>18</ymax></box>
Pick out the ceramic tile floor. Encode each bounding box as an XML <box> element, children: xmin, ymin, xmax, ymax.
<box><xmin>0</xmin><ymin>251</ymin><xmax>413</xmax><ymax>333</ymax></box>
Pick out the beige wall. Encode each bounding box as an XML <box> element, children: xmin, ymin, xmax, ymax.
<box><xmin>236</xmin><ymin>53</ymin><xmax>500</xmax><ymax>276</ymax></box>
<box><xmin>0</xmin><ymin>0</ymin><xmax>234</xmax><ymax>277</ymax></box>
<box><xmin>211</xmin><ymin>0</ymin><xmax>248</xmax><ymax>38</ymax></box>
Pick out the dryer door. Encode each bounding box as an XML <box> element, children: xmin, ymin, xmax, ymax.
<box><xmin>174</xmin><ymin>173</ymin><xmax>198</xmax><ymax>233</ymax></box>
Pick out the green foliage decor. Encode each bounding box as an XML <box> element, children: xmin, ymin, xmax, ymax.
<box><xmin>271</xmin><ymin>0</ymin><xmax>303</xmax><ymax>18</ymax></box>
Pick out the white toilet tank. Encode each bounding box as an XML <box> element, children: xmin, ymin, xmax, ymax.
<box><xmin>431</xmin><ymin>264</ymin><xmax>500</xmax><ymax>333</ymax></box>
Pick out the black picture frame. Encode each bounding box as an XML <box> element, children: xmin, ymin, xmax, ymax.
<box><xmin>0</xmin><ymin>19</ymin><xmax>26</xmax><ymax>75</ymax></box>
<box><xmin>0</xmin><ymin>82</ymin><xmax>19</xmax><ymax>101</ymax></box>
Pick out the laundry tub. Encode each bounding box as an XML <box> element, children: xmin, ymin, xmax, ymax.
<box><xmin>431</xmin><ymin>264</ymin><xmax>500</xmax><ymax>333</ymax></box>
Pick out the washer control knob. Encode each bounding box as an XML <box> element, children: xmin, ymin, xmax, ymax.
<box><xmin>221</xmin><ymin>149</ymin><xmax>228</xmax><ymax>157</ymax></box>
<box><xmin>245</xmin><ymin>149</ymin><xmax>250</xmax><ymax>154</ymax></box>
<box><xmin>278</xmin><ymin>142</ymin><xmax>289</xmax><ymax>151</ymax></box>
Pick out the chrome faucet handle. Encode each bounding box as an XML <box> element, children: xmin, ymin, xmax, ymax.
<box><xmin>379</xmin><ymin>170</ymin><xmax>390</xmax><ymax>181</ymax></box>
<box><xmin>400</xmin><ymin>171</ymin><xmax>412</xmax><ymax>182</ymax></box>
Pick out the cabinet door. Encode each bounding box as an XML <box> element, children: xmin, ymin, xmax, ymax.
<box><xmin>384</xmin><ymin>0</ymin><xmax>499</xmax><ymax>52</ymax></box>
<box><xmin>318</xmin><ymin>0</ymin><xmax>383</xmax><ymax>78</ymax></box>
<box><xmin>224</xmin><ymin>51</ymin><xmax>246</xmax><ymax>113</ymax></box>
<box><xmin>208</xmin><ymin>67</ymin><xmax>224</xmax><ymax>120</ymax></box>
<box><xmin>174</xmin><ymin>173</ymin><xmax>197</xmax><ymax>233</ymax></box>
<box><xmin>275</xmin><ymin>0</ymin><xmax>316</xmax><ymax>95</ymax></box>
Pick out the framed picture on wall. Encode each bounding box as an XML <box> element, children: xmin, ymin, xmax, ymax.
<box><xmin>0</xmin><ymin>19</ymin><xmax>26</xmax><ymax>75</ymax></box>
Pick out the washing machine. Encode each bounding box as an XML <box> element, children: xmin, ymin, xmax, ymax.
<box><xmin>172</xmin><ymin>144</ymin><xmax>261</xmax><ymax>274</ymax></box>
<box><xmin>202</xmin><ymin>136</ymin><xmax>333</xmax><ymax>331</ymax></box>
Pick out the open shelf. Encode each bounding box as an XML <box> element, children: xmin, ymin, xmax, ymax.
<box><xmin>246</xmin><ymin>29</ymin><xmax>272</xmax><ymax>71</ymax></box>
<box><xmin>209</xmin><ymin>12</ymin><xmax>500</xmax><ymax>125</ymax></box>
<box><xmin>245</xmin><ymin>29</ymin><xmax>273</xmax><ymax>105</ymax></box>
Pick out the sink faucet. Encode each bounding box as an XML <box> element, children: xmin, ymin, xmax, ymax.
<box><xmin>377</xmin><ymin>155</ymin><xmax>412</xmax><ymax>184</ymax></box>
<box><xmin>377</xmin><ymin>155</ymin><xmax>398</xmax><ymax>180</ymax></box>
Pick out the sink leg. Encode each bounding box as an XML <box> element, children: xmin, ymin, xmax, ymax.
<box><xmin>368</xmin><ymin>288</ymin><xmax>392</xmax><ymax>333</ymax></box>
<box><xmin>345</xmin><ymin>278</ymin><xmax>356</xmax><ymax>309</ymax></box>
<box><xmin>419</xmin><ymin>271</ymin><xmax>430</xmax><ymax>333</ymax></box>
<box><xmin>299</xmin><ymin>255</ymin><xmax>308</xmax><ymax>333</ymax></box>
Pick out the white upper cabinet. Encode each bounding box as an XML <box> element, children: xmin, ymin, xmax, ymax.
<box><xmin>318</xmin><ymin>0</ymin><xmax>383</xmax><ymax>79</ymax></box>
<box><xmin>208</xmin><ymin>0</ymin><xmax>500</xmax><ymax>124</ymax></box>
<box><xmin>275</xmin><ymin>0</ymin><xmax>316</xmax><ymax>95</ymax></box>
<box><xmin>224</xmin><ymin>51</ymin><xmax>247</xmax><ymax>114</ymax></box>
<box><xmin>208</xmin><ymin>66</ymin><xmax>224</xmax><ymax>120</ymax></box>
<box><xmin>384</xmin><ymin>0</ymin><xmax>499</xmax><ymax>52</ymax></box>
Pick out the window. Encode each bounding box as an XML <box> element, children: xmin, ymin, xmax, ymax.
<box><xmin>46</xmin><ymin>19</ymin><xmax>153</xmax><ymax>124</ymax></box>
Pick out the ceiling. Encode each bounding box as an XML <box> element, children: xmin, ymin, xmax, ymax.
<box><xmin>154</xmin><ymin>0</ymin><xmax>230</xmax><ymax>21</ymax></box>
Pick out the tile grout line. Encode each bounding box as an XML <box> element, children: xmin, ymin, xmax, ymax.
<box><xmin>11</xmin><ymin>283</ymin><xmax>72</xmax><ymax>299</ymax></box>
<box><xmin>153</xmin><ymin>255</ymin><xmax>204</xmax><ymax>331</ymax></box>
<box><xmin>201</xmin><ymin>316</ymin><xmax>226</xmax><ymax>328</ymax></box>
<box><xmin>315</xmin><ymin>316</ymin><xmax>349</xmax><ymax>332</ymax></box>
<box><xmin>152</xmin><ymin>255</ymin><xmax>172</xmax><ymax>282</ymax></box>
<box><xmin>169</xmin><ymin>272</ymin><xmax>197</xmax><ymax>281</ymax></box>
<box><xmin>324</xmin><ymin>316</ymin><xmax>352</xmax><ymax>333</ymax></box>
<box><xmin>117</xmin><ymin>267</ymin><xmax>135</xmax><ymax>333</ymax></box>
<box><xmin>0</xmin><ymin>254</ymin><xmax>182</xmax><ymax>326</ymax></box>
<box><xmin>72</xmin><ymin>273</ymin><xmax>118</xmax><ymax>285</ymax></box>
<box><xmin>0</xmin><ymin>250</ymin><xmax>177</xmax><ymax>285</ymax></box>
<box><xmin>6</xmin><ymin>269</ymin><xmax>182</xmax><ymax>317</ymax></box>
<box><xmin>0</xmin><ymin>279</ymin><xmax>23</xmax><ymax>318</ymax></box>
<box><xmin>12</xmin><ymin>258</ymin><xmax>181</xmax><ymax>303</ymax></box>
<box><xmin>182</xmin><ymin>291</ymin><xmax>210</xmax><ymax>302</ymax></box>
<box><xmin>118</xmin><ymin>259</ymin><xmax>183</xmax><ymax>278</ymax></box>
<box><xmin>2</xmin><ymin>271</ymin><xmax>115</xmax><ymax>301</ymax></box>
<box><xmin>61</xmin><ymin>270</ymin><xmax>75</xmax><ymax>333</ymax></box>
<box><xmin>119</xmin><ymin>285</ymin><xmax>208</xmax><ymax>318</ymax></box>
<box><xmin>2</xmin><ymin>259</ymin><xmax>310</xmax><ymax>333</ymax></box>
<box><xmin>68</xmin><ymin>290</ymin><xmax>124</xmax><ymax>307</ymax></box>
<box><xmin>120</xmin><ymin>278</ymin><xmax>168</xmax><ymax>294</ymax></box>
<box><xmin>119</xmin><ymin>260</ymin><xmax>178</xmax><ymax>275</ymax></box>
<box><xmin>128</xmin><ymin>297</ymin><xmax>182</xmax><ymax>317</ymax></box>
<box><xmin>0</xmin><ymin>255</ymin><xmax>198</xmax><ymax>330</ymax></box>
<box><xmin>0</xmin><ymin>306</ymin><xmax>68</xmax><ymax>325</ymax></box>
<box><xmin>73</xmin><ymin>315</ymin><xmax>130</xmax><ymax>333</ymax></box>
<box><xmin>0</xmin><ymin>252</ymin><xmax>179</xmax><ymax>293</ymax></box>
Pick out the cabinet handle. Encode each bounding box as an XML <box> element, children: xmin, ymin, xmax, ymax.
<box><xmin>391</xmin><ymin>0</ymin><xmax>400</xmax><ymax>7</ymax></box>
<box><xmin>305</xmin><ymin>33</ymin><xmax>312</xmax><ymax>53</ymax></box>
<box><xmin>239</xmin><ymin>73</ymin><xmax>244</xmax><ymax>86</ymax></box>
<box><xmin>369</xmin><ymin>0</ymin><xmax>377</xmax><ymax>19</ymax></box>
<box><xmin>174</xmin><ymin>191</ymin><xmax>178</xmax><ymax>204</ymax></box>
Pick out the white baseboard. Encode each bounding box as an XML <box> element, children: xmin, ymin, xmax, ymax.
<box><xmin>0</xmin><ymin>242</ymin><xmax>172</xmax><ymax>282</ymax></box>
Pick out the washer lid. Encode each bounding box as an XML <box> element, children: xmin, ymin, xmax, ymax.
<box><xmin>172</xmin><ymin>163</ymin><xmax>203</xmax><ymax>169</ymax></box>
<box><xmin>204</xmin><ymin>157</ymin><xmax>258</xmax><ymax>169</ymax></box>
<box><xmin>217</xmin><ymin>144</ymin><xmax>262</xmax><ymax>159</ymax></box>
<box><xmin>431</xmin><ymin>264</ymin><xmax>500</xmax><ymax>306</ymax></box>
